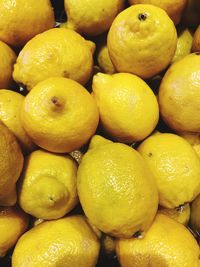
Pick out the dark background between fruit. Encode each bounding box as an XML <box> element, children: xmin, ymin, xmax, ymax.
<box><xmin>0</xmin><ymin>0</ymin><xmax>199</xmax><ymax>266</ymax></box>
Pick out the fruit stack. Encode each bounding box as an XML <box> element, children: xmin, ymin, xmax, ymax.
<box><xmin>0</xmin><ymin>0</ymin><xmax>200</xmax><ymax>266</ymax></box>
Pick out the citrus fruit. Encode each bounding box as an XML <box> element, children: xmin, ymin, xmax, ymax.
<box><xmin>21</xmin><ymin>77</ymin><xmax>99</xmax><ymax>153</ymax></box>
<box><xmin>12</xmin><ymin>215</ymin><xmax>100</xmax><ymax>267</ymax></box>
<box><xmin>107</xmin><ymin>4</ymin><xmax>177</xmax><ymax>79</ymax></box>
<box><xmin>116</xmin><ymin>213</ymin><xmax>200</xmax><ymax>267</ymax></box>
<box><xmin>19</xmin><ymin>149</ymin><xmax>78</xmax><ymax>220</ymax></box>
<box><xmin>0</xmin><ymin>0</ymin><xmax>55</xmax><ymax>47</ymax></box>
<box><xmin>178</xmin><ymin>132</ymin><xmax>200</xmax><ymax>158</ymax></box>
<box><xmin>13</xmin><ymin>28</ymin><xmax>95</xmax><ymax>90</ymax></box>
<box><xmin>138</xmin><ymin>133</ymin><xmax>200</xmax><ymax>208</ymax></box>
<box><xmin>77</xmin><ymin>135</ymin><xmax>158</xmax><ymax>238</ymax></box>
<box><xmin>92</xmin><ymin>72</ymin><xmax>159</xmax><ymax>142</ymax></box>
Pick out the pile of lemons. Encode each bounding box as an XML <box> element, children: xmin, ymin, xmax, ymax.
<box><xmin>0</xmin><ymin>0</ymin><xmax>200</xmax><ymax>266</ymax></box>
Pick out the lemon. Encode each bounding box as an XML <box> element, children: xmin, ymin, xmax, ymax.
<box><xmin>21</xmin><ymin>77</ymin><xmax>99</xmax><ymax>153</ymax></box>
<box><xmin>19</xmin><ymin>149</ymin><xmax>78</xmax><ymax>220</ymax></box>
<box><xmin>0</xmin><ymin>41</ymin><xmax>16</xmax><ymax>89</ymax></box>
<box><xmin>171</xmin><ymin>28</ymin><xmax>193</xmax><ymax>63</ymax></box>
<box><xmin>128</xmin><ymin>0</ymin><xmax>187</xmax><ymax>25</ymax></box>
<box><xmin>138</xmin><ymin>133</ymin><xmax>200</xmax><ymax>208</ymax></box>
<box><xmin>159</xmin><ymin>53</ymin><xmax>200</xmax><ymax>133</ymax></box>
<box><xmin>92</xmin><ymin>72</ymin><xmax>159</xmax><ymax>142</ymax></box>
<box><xmin>0</xmin><ymin>206</ymin><xmax>29</xmax><ymax>257</ymax></box>
<box><xmin>0</xmin><ymin>0</ymin><xmax>55</xmax><ymax>47</ymax></box>
<box><xmin>107</xmin><ymin>4</ymin><xmax>177</xmax><ymax>79</ymax></box>
<box><xmin>64</xmin><ymin>0</ymin><xmax>125</xmax><ymax>36</ymax></box>
<box><xmin>0</xmin><ymin>90</ymin><xmax>35</xmax><ymax>153</ymax></box>
<box><xmin>96</xmin><ymin>36</ymin><xmax>116</xmax><ymax>74</ymax></box>
<box><xmin>116</xmin><ymin>213</ymin><xmax>200</xmax><ymax>267</ymax></box>
<box><xmin>13</xmin><ymin>28</ymin><xmax>95</xmax><ymax>90</ymax></box>
<box><xmin>190</xmin><ymin>194</ymin><xmax>200</xmax><ymax>235</ymax></box>
<box><xmin>192</xmin><ymin>26</ymin><xmax>200</xmax><ymax>52</ymax></box>
<box><xmin>0</xmin><ymin>122</ymin><xmax>24</xmax><ymax>206</ymax></box>
<box><xmin>12</xmin><ymin>215</ymin><xmax>100</xmax><ymax>267</ymax></box>
<box><xmin>178</xmin><ymin>132</ymin><xmax>200</xmax><ymax>158</ymax></box>
<box><xmin>77</xmin><ymin>135</ymin><xmax>158</xmax><ymax>238</ymax></box>
<box><xmin>158</xmin><ymin>203</ymin><xmax>190</xmax><ymax>226</ymax></box>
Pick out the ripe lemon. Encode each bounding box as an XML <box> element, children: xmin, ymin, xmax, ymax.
<box><xmin>0</xmin><ymin>90</ymin><xmax>35</xmax><ymax>153</ymax></box>
<box><xmin>159</xmin><ymin>53</ymin><xmax>200</xmax><ymax>133</ymax></box>
<box><xmin>116</xmin><ymin>213</ymin><xmax>200</xmax><ymax>267</ymax></box>
<box><xmin>128</xmin><ymin>0</ymin><xmax>187</xmax><ymax>25</ymax></box>
<box><xmin>19</xmin><ymin>149</ymin><xmax>78</xmax><ymax>220</ymax></box>
<box><xmin>96</xmin><ymin>36</ymin><xmax>116</xmax><ymax>74</ymax></box>
<box><xmin>107</xmin><ymin>4</ymin><xmax>177</xmax><ymax>79</ymax></box>
<box><xmin>64</xmin><ymin>0</ymin><xmax>124</xmax><ymax>36</ymax></box>
<box><xmin>92</xmin><ymin>72</ymin><xmax>159</xmax><ymax>142</ymax></box>
<box><xmin>192</xmin><ymin>26</ymin><xmax>200</xmax><ymax>52</ymax></box>
<box><xmin>0</xmin><ymin>0</ymin><xmax>55</xmax><ymax>47</ymax></box>
<box><xmin>171</xmin><ymin>28</ymin><xmax>193</xmax><ymax>64</ymax></box>
<box><xmin>0</xmin><ymin>206</ymin><xmax>29</xmax><ymax>257</ymax></box>
<box><xmin>21</xmin><ymin>77</ymin><xmax>99</xmax><ymax>153</ymax></box>
<box><xmin>178</xmin><ymin>132</ymin><xmax>200</xmax><ymax>158</ymax></box>
<box><xmin>77</xmin><ymin>135</ymin><xmax>158</xmax><ymax>238</ymax></box>
<box><xmin>13</xmin><ymin>28</ymin><xmax>95</xmax><ymax>90</ymax></box>
<box><xmin>190</xmin><ymin>194</ymin><xmax>200</xmax><ymax>235</ymax></box>
<box><xmin>138</xmin><ymin>133</ymin><xmax>200</xmax><ymax>208</ymax></box>
<box><xmin>12</xmin><ymin>215</ymin><xmax>100</xmax><ymax>267</ymax></box>
<box><xmin>0</xmin><ymin>122</ymin><xmax>23</xmax><ymax>206</ymax></box>
<box><xmin>158</xmin><ymin>203</ymin><xmax>190</xmax><ymax>226</ymax></box>
<box><xmin>0</xmin><ymin>41</ymin><xmax>16</xmax><ymax>89</ymax></box>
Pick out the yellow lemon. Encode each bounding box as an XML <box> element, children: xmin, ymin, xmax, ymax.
<box><xmin>138</xmin><ymin>133</ymin><xmax>200</xmax><ymax>208</ymax></box>
<box><xmin>171</xmin><ymin>28</ymin><xmax>193</xmax><ymax>63</ymax></box>
<box><xmin>21</xmin><ymin>77</ymin><xmax>99</xmax><ymax>153</ymax></box>
<box><xmin>192</xmin><ymin>26</ymin><xmax>200</xmax><ymax>52</ymax></box>
<box><xmin>190</xmin><ymin>194</ymin><xmax>200</xmax><ymax>235</ymax></box>
<box><xmin>13</xmin><ymin>28</ymin><xmax>95</xmax><ymax>90</ymax></box>
<box><xmin>128</xmin><ymin>0</ymin><xmax>187</xmax><ymax>25</ymax></box>
<box><xmin>0</xmin><ymin>206</ymin><xmax>29</xmax><ymax>257</ymax></box>
<box><xmin>107</xmin><ymin>4</ymin><xmax>177</xmax><ymax>79</ymax></box>
<box><xmin>159</xmin><ymin>53</ymin><xmax>200</xmax><ymax>133</ymax></box>
<box><xmin>92</xmin><ymin>72</ymin><xmax>159</xmax><ymax>142</ymax></box>
<box><xmin>178</xmin><ymin>132</ymin><xmax>200</xmax><ymax>158</ymax></box>
<box><xmin>0</xmin><ymin>122</ymin><xmax>23</xmax><ymax>206</ymax></box>
<box><xmin>0</xmin><ymin>41</ymin><xmax>16</xmax><ymax>89</ymax></box>
<box><xmin>96</xmin><ymin>36</ymin><xmax>116</xmax><ymax>74</ymax></box>
<box><xmin>0</xmin><ymin>90</ymin><xmax>35</xmax><ymax>153</ymax></box>
<box><xmin>64</xmin><ymin>0</ymin><xmax>124</xmax><ymax>36</ymax></box>
<box><xmin>77</xmin><ymin>135</ymin><xmax>158</xmax><ymax>238</ymax></box>
<box><xmin>0</xmin><ymin>0</ymin><xmax>55</xmax><ymax>47</ymax></box>
<box><xmin>19</xmin><ymin>149</ymin><xmax>78</xmax><ymax>220</ymax></box>
<box><xmin>12</xmin><ymin>215</ymin><xmax>100</xmax><ymax>267</ymax></box>
<box><xmin>116</xmin><ymin>213</ymin><xmax>200</xmax><ymax>267</ymax></box>
<box><xmin>158</xmin><ymin>203</ymin><xmax>190</xmax><ymax>226</ymax></box>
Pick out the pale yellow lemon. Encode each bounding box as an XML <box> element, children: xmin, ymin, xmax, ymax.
<box><xmin>13</xmin><ymin>28</ymin><xmax>95</xmax><ymax>90</ymax></box>
<box><xmin>21</xmin><ymin>77</ymin><xmax>99</xmax><ymax>153</ymax></box>
<box><xmin>128</xmin><ymin>0</ymin><xmax>187</xmax><ymax>25</ymax></box>
<box><xmin>0</xmin><ymin>122</ymin><xmax>24</xmax><ymax>206</ymax></box>
<box><xmin>64</xmin><ymin>0</ymin><xmax>124</xmax><ymax>36</ymax></box>
<box><xmin>0</xmin><ymin>0</ymin><xmax>55</xmax><ymax>47</ymax></box>
<box><xmin>107</xmin><ymin>4</ymin><xmax>177</xmax><ymax>79</ymax></box>
<box><xmin>159</xmin><ymin>53</ymin><xmax>200</xmax><ymax>133</ymax></box>
<box><xmin>19</xmin><ymin>149</ymin><xmax>78</xmax><ymax>220</ymax></box>
<box><xmin>0</xmin><ymin>90</ymin><xmax>35</xmax><ymax>153</ymax></box>
<box><xmin>12</xmin><ymin>215</ymin><xmax>100</xmax><ymax>267</ymax></box>
<box><xmin>0</xmin><ymin>41</ymin><xmax>16</xmax><ymax>89</ymax></box>
<box><xmin>138</xmin><ymin>133</ymin><xmax>200</xmax><ymax>208</ymax></box>
<box><xmin>77</xmin><ymin>135</ymin><xmax>158</xmax><ymax>238</ymax></box>
<box><xmin>116</xmin><ymin>214</ymin><xmax>200</xmax><ymax>267</ymax></box>
<box><xmin>92</xmin><ymin>72</ymin><xmax>159</xmax><ymax>142</ymax></box>
<box><xmin>158</xmin><ymin>203</ymin><xmax>190</xmax><ymax>226</ymax></box>
<box><xmin>0</xmin><ymin>206</ymin><xmax>29</xmax><ymax>257</ymax></box>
